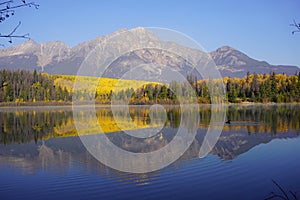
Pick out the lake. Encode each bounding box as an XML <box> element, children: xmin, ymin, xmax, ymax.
<box><xmin>0</xmin><ymin>104</ymin><xmax>299</xmax><ymax>199</ymax></box>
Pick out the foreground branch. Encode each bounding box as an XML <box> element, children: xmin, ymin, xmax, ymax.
<box><xmin>0</xmin><ymin>21</ymin><xmax>30</xmax><ymax>43</ymax></box>
<box><xmin>290</xmin><ymin>19</ymin><xmax>300</xmax><ymax>35</ymax></box>
<box><xmin>0</xmin><ymin>0</ymin><xmax>39</xmax><ymax>45</ymax></box>
<box><xmin>265</xmin><ymin>179</ymin><xmax>298</xmax><ymax>200</ymax></box>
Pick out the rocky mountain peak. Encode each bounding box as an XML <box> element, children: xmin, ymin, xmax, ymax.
<box><xmin>22</xmin><ymin>39</ymin><xmax>38</xmax><ymax>46</ymax></box>
<box><xmin>210</xmin><ymin>46</ymin><xmax>241</xmax><ymax>62</ymax></box>
<box><xmin>215</xmin><ymin>45</ymin><xmax>235</xmax><ymax>53</ymax></box>
<box><xmin>0</xmin><ymin>39</ymin><xmax>39</xmax><ymax>57</ymax></box>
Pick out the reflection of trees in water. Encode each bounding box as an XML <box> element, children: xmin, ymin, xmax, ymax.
<box><xmin>0</xmin><ymin>105</ymin><xmax>300</xmax><ymax>183</ymax></box>
<box><xmin>225</xmin><ymin>105</ymin><xmax>300</xmax><ymax>134</ymax></box>
<box><xmin>0</xmin><ymin>110</ymin><xmax>73</xmax><ymax>144</ymax></box>
<box><xmin>0</xmin><ymin>105</ymin><xmax>299</xmax><ymax>144</ymax></box>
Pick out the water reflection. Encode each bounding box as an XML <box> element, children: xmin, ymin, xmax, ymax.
<box><xmin>0</xmin><ymin>105</ymin><xmax>299</xmax><ymax>177</ymax></box>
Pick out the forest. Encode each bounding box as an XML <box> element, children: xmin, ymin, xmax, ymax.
<box><xmin>103</xmin><ymin>71</ymin><xmax>300</xmax><ymax>104</ymax></box>
<box><xmin>223</xmin><ymin>72</ymin><xmax>300</xmax><ymax>103</ymax></box>
<box><xmin>0</xmin><ymin>69</ymin><xmax>300</xmax><ymax>104</ymax></box>
<box><xmin>0</xmin><ymin>69</ymin><xmax>71</xmax><ymax>103</ymax></box>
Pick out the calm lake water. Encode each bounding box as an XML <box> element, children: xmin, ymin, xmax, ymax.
<box><xmin>0</xmin><ymin>104</ymin><xmax>299</xmax><ymax>200</ymax></box>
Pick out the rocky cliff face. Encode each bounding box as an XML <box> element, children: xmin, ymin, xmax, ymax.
<box><xmin>0</xmin><ymin>28</ymin><xmax>298</xmax><ymax>78</ymax></box>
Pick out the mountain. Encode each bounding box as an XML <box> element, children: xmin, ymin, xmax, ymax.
<box><xmin>0</xmin><ymin>34</ymin><xmax>106</xmax><ymax>74</ymax></box>
<box><xmin>210</xmin><ymin>46</ymin><xmax>299</xmax><ymax>77</ymax></box>
<box><xmin>0</xmin><ymin>27</ymin><xmax>298</xmax><ymax>78</ymax></box>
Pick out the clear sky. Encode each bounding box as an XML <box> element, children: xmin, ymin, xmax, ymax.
<box><xmin>1</xmin><ymin>0</ymin><xmax>300</xmax><ymax>67</ymax></box>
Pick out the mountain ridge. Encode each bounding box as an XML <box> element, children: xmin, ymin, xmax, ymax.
<box><xmin>210</xmin><ymin>45</ymin><xmax>299</xmax><ymax>77</ymax></box>
<box><xmin>0</xmin><ymin>27</ymin><xmax>298</xmax><ymax>78</ymax></box>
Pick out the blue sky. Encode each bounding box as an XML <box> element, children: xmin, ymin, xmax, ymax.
<box><xmin>1</xmin><ymin>0</ymin><xmax>300</xmax><ymax>67</ymax></box>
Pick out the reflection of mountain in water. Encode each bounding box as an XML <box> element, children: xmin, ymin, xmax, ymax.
<box><xmin>0</xmin><ymin>105</ymin><xmax>299</xmax><ymax>180</ymax></box>
<box><xmin>212</xmin><ymin>130</ymin><xmax>299</xmax><ymax>160</ymax></box>
<box><xmin>0</xmin><ymin>127</ymin><xmax>299</xmax><ymax>184</ymax></box>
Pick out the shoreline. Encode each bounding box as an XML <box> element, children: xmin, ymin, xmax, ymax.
<box><xmin>0</xmin><ymin>101</ymin><xmax>73</xmax><ymax>107</ymax></box>
<box><xmin>0</xmin><ymin>101</ymin><xmax>299</xmax><ymax>108</ymax></box>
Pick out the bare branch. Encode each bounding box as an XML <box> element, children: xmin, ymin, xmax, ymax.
<box><xmin>265</xmin><ymin>179</ymin><xmax>299</xmax><ymax>200</ymax></box>
<box><xmin>272</xmin><ymin>179</ymin><xmax>289</xmax><ymax>200</ymax></box>
<box><xmin>289</xmin><ymin>191</ymin><xmax>298</xmax><ymax>200</ymax></box>
<box><xmin>290</xmin><ymin>19</ymin><xmax>300</xmax><ymax>34</ymax></box>
<box><xmin>265</xmin><ymin>193</ymin><xmax>289</xmax><ymax>200</ymax></box>
<box><xmin>2</xmin><ymin>2</ymin><xmax>39</xmax><ymax>11</ymax></box>
<box><xmin>0</xmin><ymin>21</ymin><xmax>30</xmax><ymax>43</ymax></box>
<box><xmin>0</xmin><ymin>1</ymin><xmax>39</xmax><ymax>23</ymax></box>
<box><xmin>0</xmin><ymin>1</ymin><xmax>39</xmax><ymax>22</ymax></box>
<box><xmin>0</xmin><ymin>0</ymin><xmax>39</xmax><ymax>45</ymax></box>
<box><xmin>0</xmin><ymin>1</ymin><xmax>39</xmax><ymax>12</ymax></box>
<box><xmin>8</xmin><ymin>21</ymin><xmax>21</xmax><ymax>36</ymax></box>
<box><xmin>0</xmin><ymin>1</ymin><xmax>12</xmax><ymax>6</ymax></box>
<box><xmin>292</xmin><ymin>30</ymin><xmax>300</xmax><ymax>35</ymax></box>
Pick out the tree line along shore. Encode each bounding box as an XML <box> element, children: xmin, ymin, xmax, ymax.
<box><xmin>0</xmin><ymin>69</ymin><xmax>300</xmax><ymax>106</ymax></box>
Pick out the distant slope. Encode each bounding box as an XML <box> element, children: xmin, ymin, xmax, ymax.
<box><xmin>53</xmin><ymin>74</ymin><xmax>159</xmax><ymax>95</ymax></box>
